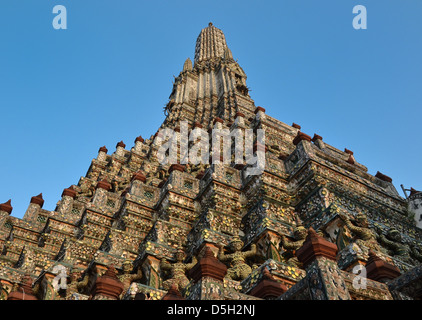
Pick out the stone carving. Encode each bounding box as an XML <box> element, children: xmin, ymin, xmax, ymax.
<box><xmin>279</xmin><ymin>226</ymin><xmax>307</xmax><ymax>267</ymax></box>
<box><xmin>78</xmin><ymin>183</ymin><xmax>95</xmax><ymax>198</ymax></box>
<box><xmin>376</xmin><ymin>227</ymin><xmax>422</xmax><ymax>265</ymax></box>
<box><xmin>217</xmin><ymin>236</ymin><xmax>258</xmax><ymax>281</ymax></box>
<box><xmin>339</xmin><ymin>212</ymin><xmax>382</xmax><ymax>253</ymax></box>
<box><xmin>117</xmin><ymin>259</ymin><xmax>143</xmax><ymax>298</ymax></box>
<box><xmin>160</xmin><ymin>249</ymin><xmax>197</xmax><ymax>292</ymax></box>
<box><xmin>65</xmin><ymin>266</ymin><xmax>87</xmax><ymax>300</ymax></box>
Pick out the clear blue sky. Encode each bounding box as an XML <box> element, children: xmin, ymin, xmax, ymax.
<box><xmin>1</xmin><ymin>0</ymin><xmax>421</xmax><ymax>218</ymax></box>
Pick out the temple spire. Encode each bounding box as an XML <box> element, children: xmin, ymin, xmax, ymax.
<box><xmin>182</xmin><ymin>57</ymin><xmax>193</xmax><ymax>72</ymax></box>
<box><xmin>194</xmin><ymin>22</ymin><xmax>229</xmax><ymax>63</ymax></box>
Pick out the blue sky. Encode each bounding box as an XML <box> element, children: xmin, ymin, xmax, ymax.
<box><xmin>0</xmin><ymin>0</ymin><xmax>421</xmax><ymax>218</ymax></box>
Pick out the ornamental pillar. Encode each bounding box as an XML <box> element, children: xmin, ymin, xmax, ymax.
<box><xmin>92</xmin><ymin>179</ymin><xmax>111</xmax><ymax>207</ymax></box>
<box><xmin>23</xmin><ymin>193</ymin><xmax>44</xmax><ymax>224</ymax></box>
<box><xmin>58</xmin><ymin>186</ymin><xmax>77</xmax><ymax>214</ymax></box>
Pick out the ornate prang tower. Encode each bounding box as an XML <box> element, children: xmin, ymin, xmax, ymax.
<box><xmin>0</xmin><ymin>23</ymin><xmax>421</xmax><ymax>301</ymax></box>
<box><xmin>163</xmin><ymin>22</ymin><xmax>255</xmax><ymax>129</ymax></box>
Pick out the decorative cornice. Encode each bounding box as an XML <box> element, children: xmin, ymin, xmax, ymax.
<box><xmin>312</xmin><ymin>134</ymin><xmax>323</xmax><ymax>142</ymax></box>
<box><xmin>162</xmin><ymin>284</ymin><xmax>185</xmax><ymax>300</ymax></box>
<box><xmin>254</xmin><ymin>106</ymin><xmax>266</xmax><ymax>114</ymax></box>
<box><xmin>168</xmin><ymin>164</ymin><xmax>185</xmax><ymax>174</ymax></box>
<box><xmin>249</xmin><ymin>268</ymin><xmax>287</xmax><ymax>299</ymax></box>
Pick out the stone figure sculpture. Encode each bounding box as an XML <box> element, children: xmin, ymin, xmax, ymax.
<box><xmin>218</xmin><ymin>236</ymin><xmax>258</xmax><ymax>281</ymax></box>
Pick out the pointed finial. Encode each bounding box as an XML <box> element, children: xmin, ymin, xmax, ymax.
<box><xmin>116</xmin><ymin>141</ymin><xmax>126</xmax><ymax>149</ymax></box>
<box><xmin>195</xmin><ymin>23</ymin><xmax>228</xmax><ymax>63</ymax></box>
<box><xmin>99</xmin><ymin>146</ymin><xmax>108</xmax><ymax>153</ymax></box>
<box><xmin>103</xmin><ymin>264</ymin><xmax>118</xmax><ymax>279</ymax></box>
<box><xmin>346</xmin><ymin>154</ymin><xmax>355</xmax><ymax>165</ymax></box>
<box><xmin>306</xmin><ymin>227</ymin><xmax>319</xmax><ymax>240</ymax></box>
<box><xmin>203</xmin><ymin>246</ymin><xmax>215</xmax><ymax>259</ymax></box>
<box><xmin>0</xmin><ymin>199</ymin><xmax>13</xmax><ymax>214</ymax></box>
<box><xmin>134</xmin><ymin>135</ymin><xmax>144</xmax><ymax>143</ymax></box>
<box><xmin>30</xmin><ymin>193</ymin><xmax>44</xmax><ymax>207</ymax></box>
<box><xmin>183</xmin><ymin>57</ymin><xmax>193</xmax><ymax>72</ymax></box>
